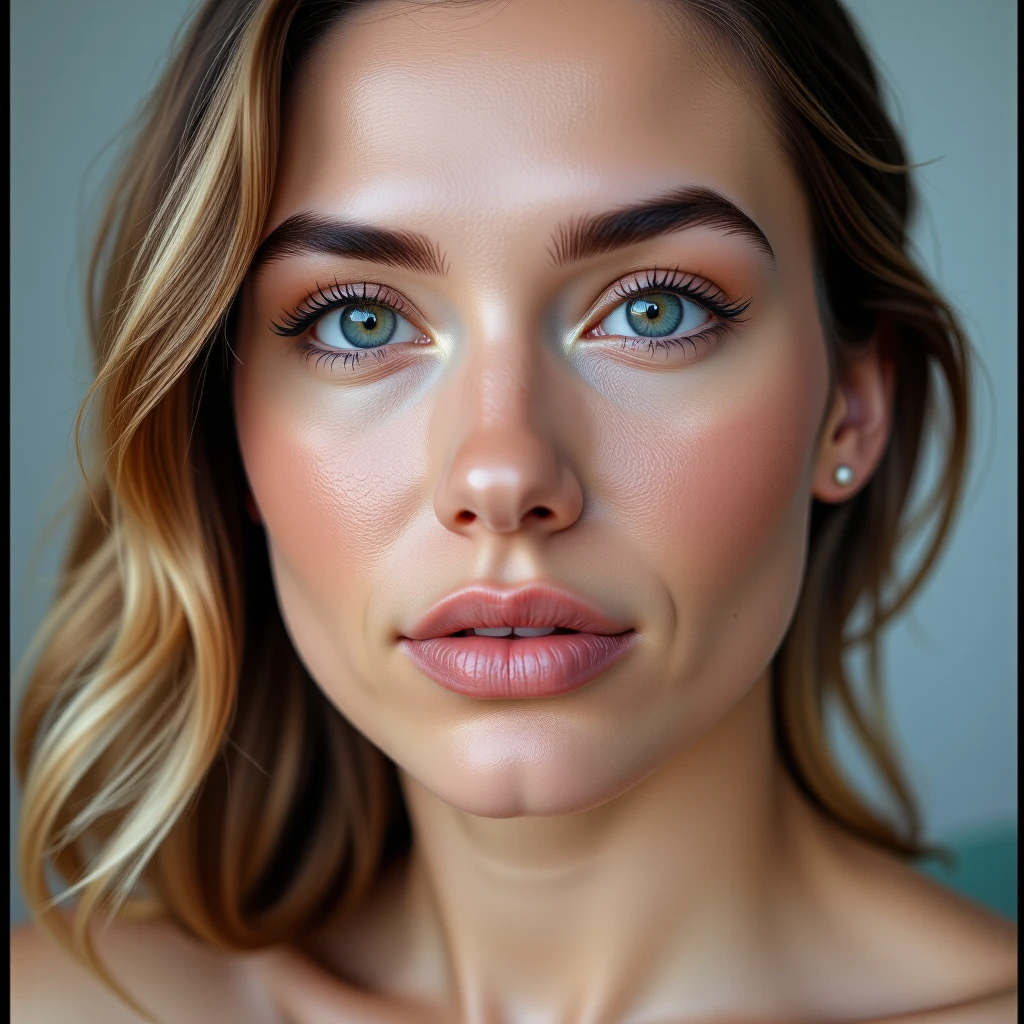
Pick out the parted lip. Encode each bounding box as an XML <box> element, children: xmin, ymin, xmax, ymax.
<box><xmin>400</xmin><ymin>582</ymin><xmax>632</xmax><ymax>641</ymax></box>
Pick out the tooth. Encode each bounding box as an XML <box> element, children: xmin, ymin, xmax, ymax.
<box><xmin>473</xmin><ymin>627</ymin><xmax>513</xmax><ymax>636</ymax></box>
<box><xmin>512</xmin><ymin>627</ymin><xmax>556</xmax><ymax>637</ymax></box>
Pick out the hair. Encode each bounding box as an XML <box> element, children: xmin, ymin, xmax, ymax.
<box><xmin>15</xmin><ymin>0</ymin><xmax>973</xmax><ymax>1016</ymax></box>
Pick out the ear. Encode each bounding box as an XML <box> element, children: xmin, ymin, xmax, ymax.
<box><xmin>812</xmin><ymin>329</ymin><xmax>895</xmax><ymax>503</ymax></box>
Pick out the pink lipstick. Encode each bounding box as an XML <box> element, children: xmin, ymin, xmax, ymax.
<box><xmin>398</xmin><ymin>583</ymin><xmax>636</xmax><ymax>698</ymax></box>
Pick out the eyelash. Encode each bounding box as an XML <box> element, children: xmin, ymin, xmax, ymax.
<box><xmin>271</xmin><ymin>279</ymin><xmax>419</xmax><ymax>336</ymax></box>
<box><xmin>272</xmin><ymin>268</ymin><xmax>750</xmax><ymax>371</ymax></box>
<box><xmin>585</xmin><ymin>266</ymin><xmax>750</xmax><ymax>358</ymax></box>
<box><xmin>271</xmin><ymin>280</ymin><xmax>423</xmax><ymax>370</ymax></box>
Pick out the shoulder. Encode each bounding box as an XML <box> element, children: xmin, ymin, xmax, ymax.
<box><xmin>869</xmin><ymin>985</ymin><xmax>1017</xmax><ymax>1023</ymax></box>
<box><xmin>879</xmin><ymin>879</ymin><xmax>1017</xmax><ymax>1022</ymax></box>
<box><xmin>10</xmin><ymin>917</ymin><xmax>284</xmax><ymax>1024</ymax></box>
<box><xmin>790</xmin><ymin>826</ymin><xmax>1017</xmax><ymax>1022</ymax></box>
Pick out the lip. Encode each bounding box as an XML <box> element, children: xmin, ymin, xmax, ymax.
<box><xmin>398</xmin><ymin>582</ymin><xmax>637</xmax><ymax>699</ymax></box>
<box><xmin>401</xmin><ymin>582</ymin><xmax>631</xmax><ymax>640</ymax></box>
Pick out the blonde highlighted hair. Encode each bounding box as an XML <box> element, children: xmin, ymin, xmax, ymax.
<box><xmin>16</xmin><ymin>0</ymin><xmax>972</xmax><ymax>1015</ymax></box>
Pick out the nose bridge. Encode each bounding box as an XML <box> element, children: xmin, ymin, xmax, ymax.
<box><xmin>434</xmin><ymin>343</ymin><xmax>583</xmax><ymax>537</ymax></box>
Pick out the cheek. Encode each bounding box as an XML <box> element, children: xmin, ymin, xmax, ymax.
<box><xmin>232</xmin><ymin>353</ymin><xmax>429</xmax><ymax>609</ymax></box>
<box><xmin>686</xmin><ymin>377</ymin><xmax>819</xmax><ymax>590</ymax></box>
<box><xmin>592</xmin><ymin>323</ymin><xmax>828</xmax><ymax>653</ymax></box>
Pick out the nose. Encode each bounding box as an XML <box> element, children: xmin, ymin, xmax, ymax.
<box><xmin>433</xmin><ymin>370</ymin><xmax>584</xmax><ymax>538</ymax></box>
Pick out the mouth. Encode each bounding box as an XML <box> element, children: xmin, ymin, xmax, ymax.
<box><xmin>400</xmin><ymin>581</ymin><xmax>631</xmax><ymax>641</ymax></box>
<box><xmin>442</xmin><ymin>626</ymin><xmax>581</xmax><ymax>638</ymax></box>
<box><xmin>398</xmin><ymin>629</ymin><xmax>637</xmax><ymax>700</ymax></box>
<box><xmin>398</xmin><ymin>583</ymin><xmax>637</xmax><ymax>699</ymax></box>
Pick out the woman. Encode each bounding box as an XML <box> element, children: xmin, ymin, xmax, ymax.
<box><xmin>11</xmin><ymin>0</ymin><xmax>1016</xmax><ymax>1020</ymax></box>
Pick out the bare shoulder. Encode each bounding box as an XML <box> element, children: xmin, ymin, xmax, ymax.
<box><xmin>10</xmin><ymin>916</ymin><xmax>283</xmax><ymax>1024</ymax></box>
<box><xmin>795</xmin><ymin>826</ymin><xmax>1017</xmax><ymax>1022</ymax></box>
<box><xmin>866</xmin><ymin>984</ymin><xmax>1016</xmax><ymax>1023</ymax></box>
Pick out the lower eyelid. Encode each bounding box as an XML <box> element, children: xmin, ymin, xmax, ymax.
<box><xmin>586</xmin><ymin>321</ymin><xmax>715</xmax><ymax>338</ymax></box>
<box><xmin>591</xmin><ymin>322</ymin><xmax>731</xmax><ymax>359</ymax></box>
<box><xmin>584</xmin><ymin>317</ymin><xmax>721</xmax><ymax>341</ymax></box>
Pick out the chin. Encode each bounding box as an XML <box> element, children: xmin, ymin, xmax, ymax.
<box><xmin>400</xmin><ymin>709</ymin><xmax>667</xmax><ymax>819</ymax></box>
<box><xmin>423</xmin><ymin>769</ymin><xmax>643</xmax><ymax>820</ymax></box>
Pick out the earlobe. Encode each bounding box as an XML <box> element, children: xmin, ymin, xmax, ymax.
<box><xmin>811</xmin><ymin>332</ymin><xmax>896</xmax><ymax>504</ymax></box>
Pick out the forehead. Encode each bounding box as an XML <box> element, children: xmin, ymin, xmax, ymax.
<box><xmin>270</xmin><ymin>0</ymin><xmax>802</xmax><ymax>250</ymax></box>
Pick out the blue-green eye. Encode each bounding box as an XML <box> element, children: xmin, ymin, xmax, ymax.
<box><xmin>598</xmin><ymin>290</ymin><xmax>712</xmax><ymax>339</ymax></box>
<box><xmin>312</xmin><ymin>302</ymin><xmax>422</xmax><ymax>350</ymax></box>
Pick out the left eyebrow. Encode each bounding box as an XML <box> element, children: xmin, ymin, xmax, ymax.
<box><xmin>549</xmin><ymin>185</ymin><xmax>776</xmax><ymax>267</ymax></box>
<box><xmin>251</xmin><ymin>211</ymin><xmax>449</xmax><ymax>276</ymax></box>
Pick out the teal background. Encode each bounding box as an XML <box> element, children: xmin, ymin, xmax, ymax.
<box><xmin>9</xmin><ymin>1</ymin><xmax>1017</xmax><ymax>926</ymax></box>
<box><xmin>918</xmin><ymin>824</ymin><xmax>1017</xmax><ymax>922</ymax></box>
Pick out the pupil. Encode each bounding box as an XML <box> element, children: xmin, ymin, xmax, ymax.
<box><xmin>643</xmin><ymin>301</ymin><xmax>659</xmax><ymax>320</ymax></box>
<box><xmin>349</xmin><ymin>308</ymin><xmax>377</xmax><ymax>330</ymax></box>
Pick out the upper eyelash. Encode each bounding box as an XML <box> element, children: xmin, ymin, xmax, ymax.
<box><xmin>270</xmin><ymin>280</ymin><xmax>417</xmax><ymax>337</ymax></box>
<box><xmin>602</xmin><ymin>266</ymin><xmax>751</xmax><ymax>325</ymax></box>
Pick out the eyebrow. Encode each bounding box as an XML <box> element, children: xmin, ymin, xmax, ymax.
<box><xmin>251</xmin><ymin>211</ymin><xmax>449</xmax><ymax>276</ymax></box>
<box><xmin>548</xmin><ymin>186</ymin><xmax>776</xmax><ymax>267</ymax></box>
<box><xmin>250</xmin><ymin>186</ymin><xmax>772</xmax><ymax>278</ymax></box>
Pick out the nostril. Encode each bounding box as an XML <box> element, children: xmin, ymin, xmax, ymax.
<box><xmin>529</xmin><ymin>506</ymin><xmax>554</xmax><ymax>519</ymax></box>
<box><xmin>456</xmin><ymin>510</ymin><xmax>476</xmax><ymax>524</ymax></box>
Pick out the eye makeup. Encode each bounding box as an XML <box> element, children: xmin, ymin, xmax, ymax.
<box><xmin>581</xmin><ymin>266</ymin><xmax>751</xmax><ymax>361</ymax></box>
<box><xmin>268</xmin><ymin>264</ymin><xmax>751</xmax><ymax>374</ymax></box>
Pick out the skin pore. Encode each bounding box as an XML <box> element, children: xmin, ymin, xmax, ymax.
<box><xmin>9</xmin><ymin>1</ymin><xmax>1015</xmax><ymax>1022</ymax></box>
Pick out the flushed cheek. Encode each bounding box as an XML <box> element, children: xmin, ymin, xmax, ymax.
<box><xmin>233</xmin><ymin>364</ymin><xmax>431</xmax><ymax>642</ymax></box>
<box><xmin>593</xmin><ymin>335</ymin><xmax>827</xmax><ymax>662</ymax></box>
<box><xmin>682</xmin><ymin>383</ymin><xmax>819</xmax><ymax>589</ymax></box>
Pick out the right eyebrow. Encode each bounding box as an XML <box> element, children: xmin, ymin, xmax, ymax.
<box><xmin>250</xmin><ymin>211</ymin><xmax>449</xmax><ymax>276</ymax></box>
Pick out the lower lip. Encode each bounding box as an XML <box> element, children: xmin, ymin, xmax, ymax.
<box><xmin>398</xmin><ymin>631</ymin><xmax>637</xmax><ymax>699</ymax></box>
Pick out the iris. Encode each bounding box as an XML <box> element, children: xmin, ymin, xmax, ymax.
<box><xmin>340</xmin><ymin>304</ymin><xmax>396</xmax><ymax>347</ymax></box>
<box><xmin>626</xmin><ymin>293</ymin><xmax>683</xmax><ymax>337</ymax></box>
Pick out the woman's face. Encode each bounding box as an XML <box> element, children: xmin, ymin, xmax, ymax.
<box><xmin>234</xmin><ymin>0</ymin><xmax>831</xmax><ymax>816</ymax></box>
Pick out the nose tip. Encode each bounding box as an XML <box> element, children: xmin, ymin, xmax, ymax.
<box><xmin>435</xmin><ymin>435</ymin><xmax>583</xmax><ymax>537</ymax></box>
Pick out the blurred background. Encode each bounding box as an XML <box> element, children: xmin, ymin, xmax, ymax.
<box><xmin>9</xmin><ymin>0</ymin><xmax>1017</xmax><ymax>925</ymax></box>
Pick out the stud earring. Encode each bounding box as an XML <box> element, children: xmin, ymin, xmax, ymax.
<box><xmin>833</xmin><ymin>464</ymin><xmax>855</xmax><ymax>487</ymax></box>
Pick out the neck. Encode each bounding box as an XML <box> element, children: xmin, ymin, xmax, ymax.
<box><xmin>388</xmin><ymin>667</ymin><xmax>815</xmax><ymax>1021</ymax></box>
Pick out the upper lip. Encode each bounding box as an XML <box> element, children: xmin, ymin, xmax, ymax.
<box><xmin>401</xmin><ymin>582</ymin><xmax>632</xmax><ymax>640</ymax></box>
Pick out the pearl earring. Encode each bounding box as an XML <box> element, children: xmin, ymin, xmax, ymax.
<box><xmin>833</xmin><ymin>464</ymin><xmax>855</xmax><ymax>487</ymax></box>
